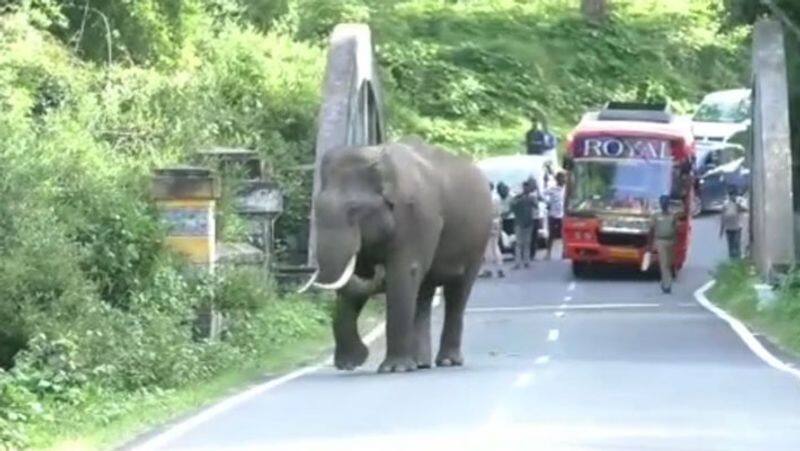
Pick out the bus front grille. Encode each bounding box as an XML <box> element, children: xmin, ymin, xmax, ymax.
<box><xmin>597</xmin><ymin>232</ymin><xmax>648</xmax><ymax>248</ymax></box>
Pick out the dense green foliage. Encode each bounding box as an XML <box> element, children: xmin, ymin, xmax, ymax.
<box><xmin>723</xmin><ymin>0</ymin><xmax>800</xmax><ymax>210</ymax></box>
<box><xmin>0</xmin><ymin>0</ymin><xmax>751</xmax><ymax>448</ymax></box>
<box><xmin>375</xmin><ymin>0</ymin><xmax>749</xmax><ymax>155</ymax></box>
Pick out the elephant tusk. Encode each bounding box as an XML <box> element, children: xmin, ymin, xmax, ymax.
<box><xmin>313</xmin><ymin>254</ymin><xmax>357</xmax><ymax>291</ymax></box>
<box><xmin>297</xmin><ymin>270</ymin><xmax>319</xmax><ymax>294</ymax></box>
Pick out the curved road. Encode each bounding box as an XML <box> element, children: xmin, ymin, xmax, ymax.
<box><xmin>132</xmin><ymin>217</ymin><xmax>800</xmax><ymax>451</ymax></box>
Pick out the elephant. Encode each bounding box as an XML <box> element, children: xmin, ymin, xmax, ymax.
<box><xmin>300</xmin><ymin>136</ymin><xmax>492</xmax><ymax>373</ymax></box>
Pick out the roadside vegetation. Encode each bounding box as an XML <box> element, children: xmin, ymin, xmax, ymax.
<box><xmin>710</xmin><ymin>262</ymin><xmax>800</xmax><ymax>358</ymax></box>
<box><xmin>709</xmin><ymin>0</ymin><xmax>800</xmax><ymax>364</ymax></box>
<box><xmin>1</xmin><ymin>0</ymin><xmax>751</xmax><ymax>449</ymax></box>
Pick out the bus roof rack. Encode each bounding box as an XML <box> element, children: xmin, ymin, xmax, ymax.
<box><xmin>597</xmin><ymin>102</ymin><xmax>673</xmax><ymax>123</ymax></box>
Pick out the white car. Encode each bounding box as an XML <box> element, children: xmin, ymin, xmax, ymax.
<box><xmin>692</xmin><ymin>88</ymin><xmax>751</xmax><ymax>150</ymax></box>
<box><xmin>477</xmin><ymin>154</ymin><xmax>558</xmax><ymax>252</ymax></box>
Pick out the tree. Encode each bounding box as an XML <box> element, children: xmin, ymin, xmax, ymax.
<box><xmin>581</xmin><ymin>0</ymin><xmax>608</xmax><ymax>23</ymax></box>
<box><xmin>723</xmin><ymin>0</ymin><xmax>800</xmax><ymax>26</ymax></box>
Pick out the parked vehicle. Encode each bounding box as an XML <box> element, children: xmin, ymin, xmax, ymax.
<box><xmin>692</xmin><ymin>142</ymin><xmax>749</xmax><ymax>216</ymax></box>
<box><xmin>477</xmin><ymin>154</ymin><xmax>555</xmax><ymax>254</ymax></box>
<box><xmin>562</xmin><ymin>102</ymin><xmax>695</xmax><ymax>276</ymax></box>
<box><xmin>692</xmin><ymin>88</ymin><xmax>751</xmax><ymax>150</ymax></box>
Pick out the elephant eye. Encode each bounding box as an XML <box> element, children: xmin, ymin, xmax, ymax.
<box><xmin>382</xmin><ymin>196</ymin><xmax>394</xmax><ymax>211</ymax></box>
<box><xmin>345</xmin><ymin>204</ymin><xmax>361</xmax><ymax>223</ymax></box>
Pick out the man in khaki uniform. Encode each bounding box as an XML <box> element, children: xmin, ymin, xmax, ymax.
<box><xmin>649</xmin><ymin>195</ymin><xmax>677</xmax><ymax>294</ymax></box>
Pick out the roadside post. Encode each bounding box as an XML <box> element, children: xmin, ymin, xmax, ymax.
<box><xmin>236</xmin><ymin>181</ymin><xmax>284</xmax><ymax>272</ymax></box>
<box><xmin>151</xmin><ymin>166</ymin><xmax>223</xmax><ymax>339</ymax></box>
<box><xmin>196</xmin><ymin>148</ymin><xmax>284</xmax><ymax>271</ymax></box>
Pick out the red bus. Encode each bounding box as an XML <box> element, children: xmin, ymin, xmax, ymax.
<box><xmin>563</xmin><ymin>103</ymin><xmax>695</xmax><ymax>276</ymax></box>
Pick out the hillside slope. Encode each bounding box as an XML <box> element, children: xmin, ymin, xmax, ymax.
<box><xmin>369</xmin><ymin>0</ymin><xmax>748</xmax><ymax>155</ymax></box>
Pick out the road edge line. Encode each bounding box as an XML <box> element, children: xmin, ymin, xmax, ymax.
<box><xmin>133</xmin><ymin>317</ymin><xmax>398</xmax><ymax>450</ymax></box>
<box><xmin>694</xmin><ymin>280</ymin><xmax>800</xmax><ymax>382</ymax></box>
<box><xmin>132</xmin><ymin>293</ymin><xmax>448</xmax><ymax>450</ymax></box>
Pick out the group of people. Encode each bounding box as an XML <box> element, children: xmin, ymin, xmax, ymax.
<box><xmin>479</xmin><ymin>116</ymin><xmax>749</xmax><ymax>294</ymax></box>
<box><xmin>481</xmin><ymin>168</ymin><xmax>566</xmax><ymax>278</ymax></box>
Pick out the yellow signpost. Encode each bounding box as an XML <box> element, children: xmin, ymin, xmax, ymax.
<box><xmin>152</xmin><ymin>167</ymin><xmax>222</xmax><ymax>339</ymax></box>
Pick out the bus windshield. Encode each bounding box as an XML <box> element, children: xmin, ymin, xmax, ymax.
<box><xmin>567</xmin><ymin>159</ymin><xmax>675</xmax><ymax>215</ymax></box>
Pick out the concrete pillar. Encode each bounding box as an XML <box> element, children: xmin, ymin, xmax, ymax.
<box><xmin>151</xmin><ymin>167</ymin><xmax>220</xmax><ymax>270</ymax></box>
<box><xmin>151</xmin><ymin>167</ymin><xmax>224</xmax><ymax>339</ymax></box>
<box><xmin>307</xmin><ymin>24</ymin><xmax>386</xmax><ymax>267</ymax></box>
<box><xmin>751</xmin><ymin>19</ymin><xmax>795</xmax><ymax>280</ymax></box>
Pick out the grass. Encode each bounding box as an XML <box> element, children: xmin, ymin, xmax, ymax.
<box><xmin>708</xmin><ymin>261</ymin><xmax>800</xmax><ymax>359</ymax></box>
<box><xmin>34</xmin><ymin>299</ymin><xmax>386</xmax><ymax>451</ymax></box>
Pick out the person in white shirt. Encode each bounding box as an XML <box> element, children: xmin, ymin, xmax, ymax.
<box><xmin>480</xmin><ymin>183</ymin><xmax>505</xmax><ymax>278</ymax></box>
<box><xmin>544</xmin><ymin>172</ymin><xmax>566</xmax><ymax>260</ymax></box>
<box><xmin>719</xmin><ymin>188</ymin><xmax>748</xmax><ymax>259</ymax></box>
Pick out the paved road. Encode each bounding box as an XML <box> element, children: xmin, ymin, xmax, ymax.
<box><xmin>134</xmin><ymin>217</ymin><xmax>800</xmax><ymax>451</ymax></box>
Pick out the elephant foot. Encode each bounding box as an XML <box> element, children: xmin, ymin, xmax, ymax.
<box><xmin>414</xmin><ymin>351</ymin><xmax>432</xmax><ymax>369</ymax></box>
<box><xmin>334</xmin><ymin>341</ymin><xmax>368</xmax><ymax>371</ymax></box>
<box><xmin>436</xmin><ymin>349</ymin><xmax>464</xmax><ymax>367</ymax></box>
<box><xmin>377</xmin><ymin>355</ymin><xmax>417</xmax><ymax>373</ymax></box>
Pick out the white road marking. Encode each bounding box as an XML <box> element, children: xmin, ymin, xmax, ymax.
<box><xmin>547</xmin><ymin>329</ymin><xmax>560</xmax><ymax>342</ymax></box>
<box><xmin>134</xmin><ymin>317</ymin><xmax>391</xmax><ymax>450</ymax></box>
<box><xmin>513</xmin><ymin>372</ymin><xmax>534</xmax><ymax>388</ymax></box>
<box><xmin>535</xmin><ymin>355</ymin><xmax>551</xmax><ymax>365</ymax></box>
<box><xmin>563</xmin><ymin>295</ymin><xmax>573</xmax><ymax>302</ymax></box>
<box><xmin>554</xmin><ymin>311</ymin><xmax>565</xmax><ymax>318</ymax></box>
<box><xmin>132</xmin><ymin>364</ymin><xmax>325</xmax><ymax>450</ymax></box>
<box><xmin>361</xmin><ymin>320</ymin><xmax>387</xmax><ymax>346</ymax></box>
<box><xmin>694</xmin><ymin>281</ymin><xmax>800</xmax><ymax>382</ymax></box>
<box><xmin>568</xmin><ymin>282</ymin><xmax>576</xmax><ymax>291</ymax></box>
<box><xmin>468</xmin><ymin>303</ymin><xmax>660</xmax><ymax>313</ymax></box>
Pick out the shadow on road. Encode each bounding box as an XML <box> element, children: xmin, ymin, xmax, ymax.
<box><xmin>575</xmin><ymin>264</ymin><xmax>661</xmax><ymax>281</ymax></box>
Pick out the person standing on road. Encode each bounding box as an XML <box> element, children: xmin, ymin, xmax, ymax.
<box><xmin>544</xmin><ymin>172</ymin><xmax>566</xmax><ymax>260</ymax></box>
<box><xmin>511</xmin><ymin>180</ymin><xmax>537</xmax><ymax>269</ymax></box>
<box><xmin>497</xmin><ymin>182</ymin><xmax>513</xmax><ymax>245</ymax></box>
<box><xmin>480</xmin><ymin>183</ymin><xmax>505</xmax><ymax>278</ymax></box>
<box><xmin>719</xmin><ymin>188</ymin><xmax>747</xmax><ymax>259</ymax></box>
<box><xmin>525</xmin><ymin>119</ymin><xmax>556</xmax><ymax>156</ymax></box>
<box><xmin>649</xmin><ymin>195</ymin><xmax>677</xmax><ymax>294</ymax></box>
<box><xmin>529</xmin><ymin>177</ymin><xmax>543</xmax><ymax>261</ymax></box>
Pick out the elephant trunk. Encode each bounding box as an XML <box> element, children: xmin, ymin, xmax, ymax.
<box><xmin>314</xmin><ymin>254</ymin><xmax>357</xmax><ymax>290</ymax></box>
<box><xmin>297</xmin><ymin>225</ymin><xmax>362</xmax><ymax>294</ymax></box>
<box><xmin>338</xmin><ymin>265</ymin><xmax>385</xmax><ymax>298</ymax></box>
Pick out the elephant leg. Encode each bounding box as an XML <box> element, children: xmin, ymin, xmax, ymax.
<box><xmin>437</xmin><ymin>264</ymin><xmax>480</xmax><ymax>367</ymax></box>
<box><xmin>333</xmin><ymin>293</ymin><xmax>369</xmax><ymax>371</ymax></box>
<box><xmin>414</xmin><ymin>282</ymin><xmax>437</xmax><ymax>369</ymax></box>
<box><xmin>378</xmin><ymin>259</ymin><xmax>421</xmax><ymax>373</ymax></box>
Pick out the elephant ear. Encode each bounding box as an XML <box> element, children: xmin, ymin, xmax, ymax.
<box><xmin>378</xmin><ymin>147</ymin><xmax>399</xmax><ymax>208</ymax></box>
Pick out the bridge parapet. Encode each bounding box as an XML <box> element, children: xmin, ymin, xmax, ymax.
<box><xmin>307</xmin><ymin>24</ymin><xmax>386</xmax><ymax>267</ymax></box>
